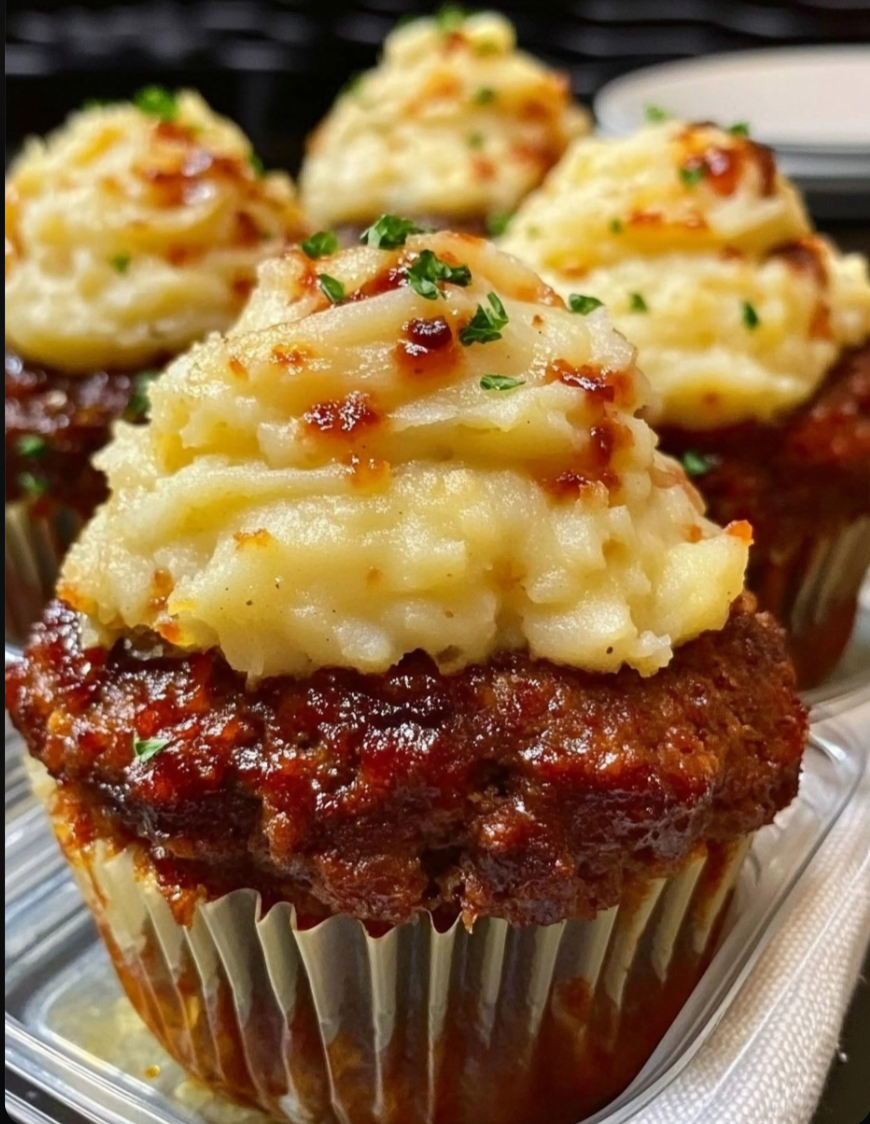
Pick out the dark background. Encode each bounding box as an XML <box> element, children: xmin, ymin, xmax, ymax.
<box><xmin>7</xmin><ymin>0</ymin><xmax>870</xmax><ymax>172</ymax></box>
<box><xmin>5</xmin><ymin>3</ymin><xmax>870</xmax><ymax>1123</ymax></box>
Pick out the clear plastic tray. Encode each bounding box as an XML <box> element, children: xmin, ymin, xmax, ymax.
<box><xmin>4</xmin><ymin>679</ymin><xmax>868</xmax><ymax>1124</ymax></box>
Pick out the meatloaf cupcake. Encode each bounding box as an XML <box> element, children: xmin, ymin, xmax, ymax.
<box><xmin>502</xmin><ymin>120</ymin><xmax>870</xmax><ymax>686</ymax></box>
<box><xmin>5</xmin><ymin>88</ymin><xmax>306</xmax><ymax>646</ymax></box>
<box><xmin>7</xmin><ymin>232</ymin><xmax>807</xmax><ymax>1124</ymax></box>
<box><xmin>299</xmin><ymin>9</ymin><xmax>588</xmax><ymax>243</ymax></box>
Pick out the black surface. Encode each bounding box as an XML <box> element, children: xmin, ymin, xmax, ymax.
<box><xmin>4</xmin><ymin>4</ymin><xmax>870</xmax><ymax>1121</ymax></box>
<box><xmin>813</xmin><ymin>946</ymin><xmax>870</xmax><ymax>1124</ymax></box>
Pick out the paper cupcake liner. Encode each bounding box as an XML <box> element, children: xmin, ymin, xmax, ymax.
<box><xmin>51</xmin><ymin>822</ymin><xmax>750</xmax><ymax>1124</ymax></box>
<box><xmin>5</xmin><ymin>498</ymin><xmax>85</xmax><ymax>649</ymax></box>
<box><xmin>750</xmin><ymin>514</ymin><xmax>870</xmax><ymax>687</ymax></box>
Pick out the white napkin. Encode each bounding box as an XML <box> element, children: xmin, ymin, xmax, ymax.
<box><xmin>638</xmin><ymin>698</ymin><xmax>870</xmax><ymax>1124</ymax></box>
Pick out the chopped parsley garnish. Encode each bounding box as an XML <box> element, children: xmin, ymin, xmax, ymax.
<box><xmin>459</xmin><ymin>292</ymin><xmax>509</xmax><ymax>346</ymax></box>
<box><xmin>729</xmin><ymin>121</ymin><xmax>751</xmax><ymax>137</ymax></box>
<box><xmin>16</xmin><ymin>434</ymin><xmax>47</xmax><ymax>458</ymax></box>
<box><xmin>473</xmin><ymin>86</ymin><xmax>497</xmax><ymax>105</ymax></box>
<box><xmin>301</xmin><ymin>230</ymin><xmax>339</xmax><ymax>259</ymax></box>
<box><xmin>468</xmin><ymin>132</ymin><xmax>485</xmax><ymax>150</ymax></box>
<box><xmin>318</xmin><ymin>273</ymin><xmax>346</xmax><ymax>304</ymax></box>
<box><xmin>407</xmin><ymin>250</ymin><xmax>472</xmax><ymax>300</ymax></box>
<box><xmin>610</xmin><ymin>218</ymin><xmax>624</xmax><ymax>234</ymax></box>
<box><xmin>644</xmin><ymin>104</ymin><xmax>669</xmax><ymax>123</ymax></box>
<box><xmin>568</xmin><ymin>294</ymin><xmax>604</xmax><ymax>315</ymax></box>
<box><xmin>340</xmin><ymin>72</ymin><xmax>365</xmax><ymax>100</ymax></box>
<box><xmin>124</xmin><ymin>370</ymin><xmax>160</xmax><ymax>422</ymax></box>
<box><xmin>109</xmin><ymin>252</ymin><xmax>132</xmax><ymax>274</ymax></box>
<box><xmin>742</xmin><ymin>300</ymin><xmax>760</xmax><ymax>329</ymax></box>
<box><xmin>679</xmin><ymin>163</ymin><xmax>707</xmax><ymax>187</ymax></box>
<box><xmin>628</xmin><ymin>291</ymin><xmax>649</xmax><ymax>312</ymax></box>
<box><xmin>681</xmin><ymin>450</ymin><xmax>715</xmax><ymax>478</ymax></box>
<box><xmin>133</xmin><ymin>736</ymin><xmax>170</xmax><ymax>763</ymax></box>
<box><xmin>133</xmin><ymin>85</ymin><xmax>178</xmax><ymax>123</ymax></box>
<box><xmin>486</xmin><ymin>211</ymin><xmax>512</xmax><ymax>237</ymax></box>
<box><xmin>248</xmin><ymin>152</ymin><xmax>266</xmax><ymax>177</ymax></box>
<box><xmin>480</xmin><ymin>374</ymin><xmax>524</xmax><ymax>392</ymax></box>
<box><xmin>360</xmin><ymin>214</ymin><xmax>424</xmax><ymax>250</ymax></box>
<box><xmin>17</xmin><ymin>471</ymin><xmax>49</xmax><ymax>498</ymax></box>
<box><xmin>436</xmin><ymin>4</ymin><xmax>470</xmax><ymax>32</ymax></box>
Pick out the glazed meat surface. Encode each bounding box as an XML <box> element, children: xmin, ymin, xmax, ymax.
<box><xmin>5</xmin><ymin>350</ymin><xmax>147</xmax><ymax>509</ymax></box>
<box><xmin>661</xmin><ymin>339</ymin><xmax>870</xmax><ymax>539</ymax></box>
<box><xmin>7</xmin><ymin>598</ymin><xmax>807</xmax><ymax>927</ymax></box>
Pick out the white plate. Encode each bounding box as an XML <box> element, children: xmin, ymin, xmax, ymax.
<box><xmin>594</xmin><ymin>47</ymin><xmax>870</xmax><ymax>152</ymax></box>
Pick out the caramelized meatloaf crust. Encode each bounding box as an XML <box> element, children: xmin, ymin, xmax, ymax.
<box><xmin>660</xmin><ymin>339</ymin><xmax>870</xmax><ymax>555</ymax></box>
<box><xmin>5</xmin><ymin>350</ymin><xmax>147</xmax><ymax>510</ymax></box>
<box><xmin>7</xmin><ymin>597</ymin><xmax>807</xmax><ymax>927</ymax></box>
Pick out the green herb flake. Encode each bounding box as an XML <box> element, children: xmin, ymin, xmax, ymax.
<box><xmin>459</xmin><ymin>292</ymin><xmax>509</xmax><ymax>346</ymax></box>
<box><xmin>681</xmin><ymin>450</ymin><xmax>715</xmax><ymax>478</ymax></box>
<box><xmin>486</xmin><ymin>211</ymin><xmax>512</xmax><ymax>237</ymax></box>
<box><xmin>318</xmin><ymin>273</ymin><xmax>346</xmax><ymax>304</ymax></box>
<box><xmin>568</xmin><ymin>294</ymin><xmax>604</xmax><ymax>315</ymax></box>
<box><xmin>609</xmin><ymin>218</ymin><xmax>624</xmax><ymax>234</ymax></box>
<box><xmin>133</xmin><ymin>85</ymin><xmax>178</xmax><ymax>123</ymax></box>
<box><xmin>360</xmin><ymin>214</ymin><xmax>424</xmax><ymax>250</ymax></box>
<box><xmin>339</xmin><ymin>71</ymin><xmax>366</xmax><ymax>100</ymax></box>
<box><xmin>644</xmin><ymin>104</ymin><xmax>670</xmax><ymax>123</ymax></box>
<box><xmin>741</xmin><ymin>300</ymin><xmax>760</xmax><ymax>329</ymax></box>
<box><xmin>678</xmin><ymin>163</ymin><xmax>707</xmax><ymax>187</ymax></box>
<box><xmin>628</xmin><ymin>291</ymin><xmax>649</xmax><ymax>313</ymax></box>
<box><xmin>728</xmin><ymin>121</ymin><xmax>751</xmax><ymax>137</ymax></box>
<box><xmin>472</xmin><ymin>86</ymin><xmax>497</xmax><ymax>106</ymax></box>
<box><xmin>436</xmin><ymin>4</ymin><xmax>470</xmax><ymax>33</ymax></box>
<box><xmin>17</xmin><ymin>471</ymin><xmax>49</xmax><ymax>498</ymax></box>
<box><xmin>109</xmin><ymin>252</ymin><xmax>132</xmax><ymax>274</ymax></box>
<box><xmin>248</xmin><ymin>152</ymin><xmax>266</xmax><ymax>177</ymax></box>
<box><xmin>480</xmin><ymin>374</ymin><xmax>524</xmax><ymax>392</ymax></box>
<box><xmin>133</xmin><ymin>736</ymin><xmax>171</xmax><ymax>763</ymax></box>
<box><xmin>124</xmin><ymin>370</ymin><xmax>160</xmax><ymax>423</ymax></box>
<box><xmin>15</xmin><ymin>434</ymin><xmax>47</xmax><ymax>459</ymax></box>
<box><xmin>468</xmin><ymin>132</ymin><xmax>485</xmax><ymax>150</ymax></box>
<box><xmin>407</xmin><ymin>250</ymin><xmax>472</xmax><ymax>301</ymax></box>
<box><xmin>301</xmin><ymin>230</ymin><xmax>339</xmax><ymax>259</ymax></box>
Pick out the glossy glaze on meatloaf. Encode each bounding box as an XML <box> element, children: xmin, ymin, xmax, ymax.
<box><xmin>660</xmin><ymin>339</ymin><xmax>870</xmax><ymax>685</ymax></box>
<box><xmin>660</xmin><ymin>339</ymin><xmax>870</xmax><ymax>533</ymax></box>
<box><xmin>6</xmin><ymin>596</ymin><xmax>807</xmax><ymax>927</ymax></box>
<box><xmin>4</xmin><ymin>350</ymin><xmax>154</xmax><ymax>511</ymax></box>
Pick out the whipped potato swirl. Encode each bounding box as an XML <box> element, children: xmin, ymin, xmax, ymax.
<box><xmin>61</xmin><ymin>231</ymin><xmax>749</xmax><ymax>679</ymax></box>
<box><xmin>6</xmin><ymin>92</ymin><xmax>305</xmax><ymax>373</ymax></box>
<box><xmin>300</xmin><ymin>12</ymin><xmax>588</xmax><ymax>228</ymax></box>
<box><xmin>501</xmin><ymin>122</ymin><xmax>870</xmax><ymax>428</ymax></box>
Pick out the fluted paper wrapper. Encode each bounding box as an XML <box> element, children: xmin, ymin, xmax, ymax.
<box><xmin>57</xmin><ymin>833</ymin><xmax>750</xmax><ymax>1124</ymax></box>
<box><xmin>5</xmin><ymin>498</ymin><xmax>85</xmax><ymax>649</ymax></box>
<box><xmin>750</xmin><ymin>514</ymin><xmax>870</xmax><ymax>687</ymax></box>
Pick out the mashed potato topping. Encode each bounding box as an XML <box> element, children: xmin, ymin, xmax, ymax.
<box><xmin>501</xmin><ymin>122</ymin><xmax>870</xmax><ymax>428</ymax></box>
<box><xmin>299</xmin><ymin>11</ymin><xmax>588</xmax><ymax>228</ymax></box>
<box><xmin>61</xmin><ymin>231</ymin><xmax>748</xmax><ymax>679</ymax></box>
<box><xmin>6</xmin><ymin>91</ymin><xmax>305</xmax><ymax>373</ymax></box>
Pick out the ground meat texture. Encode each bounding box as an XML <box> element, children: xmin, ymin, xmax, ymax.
<box><xmin>5</xmin><ymin>350</ymin><xmax>151</xmax><ymax>510</ymax></box>
<box><xmin>661</xmin><ymin>339</ymin><xmax>870</xmax><ymax>530</ymax></box>
<box><xmin>660</xmin><ymin>340</ymin><xmax>870</xmax><ymax>686</ymax></box>
<box><xmin>7</xmin><ymin>597</ymin><xmax>807</xmax><ymax>927</ymax></box>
